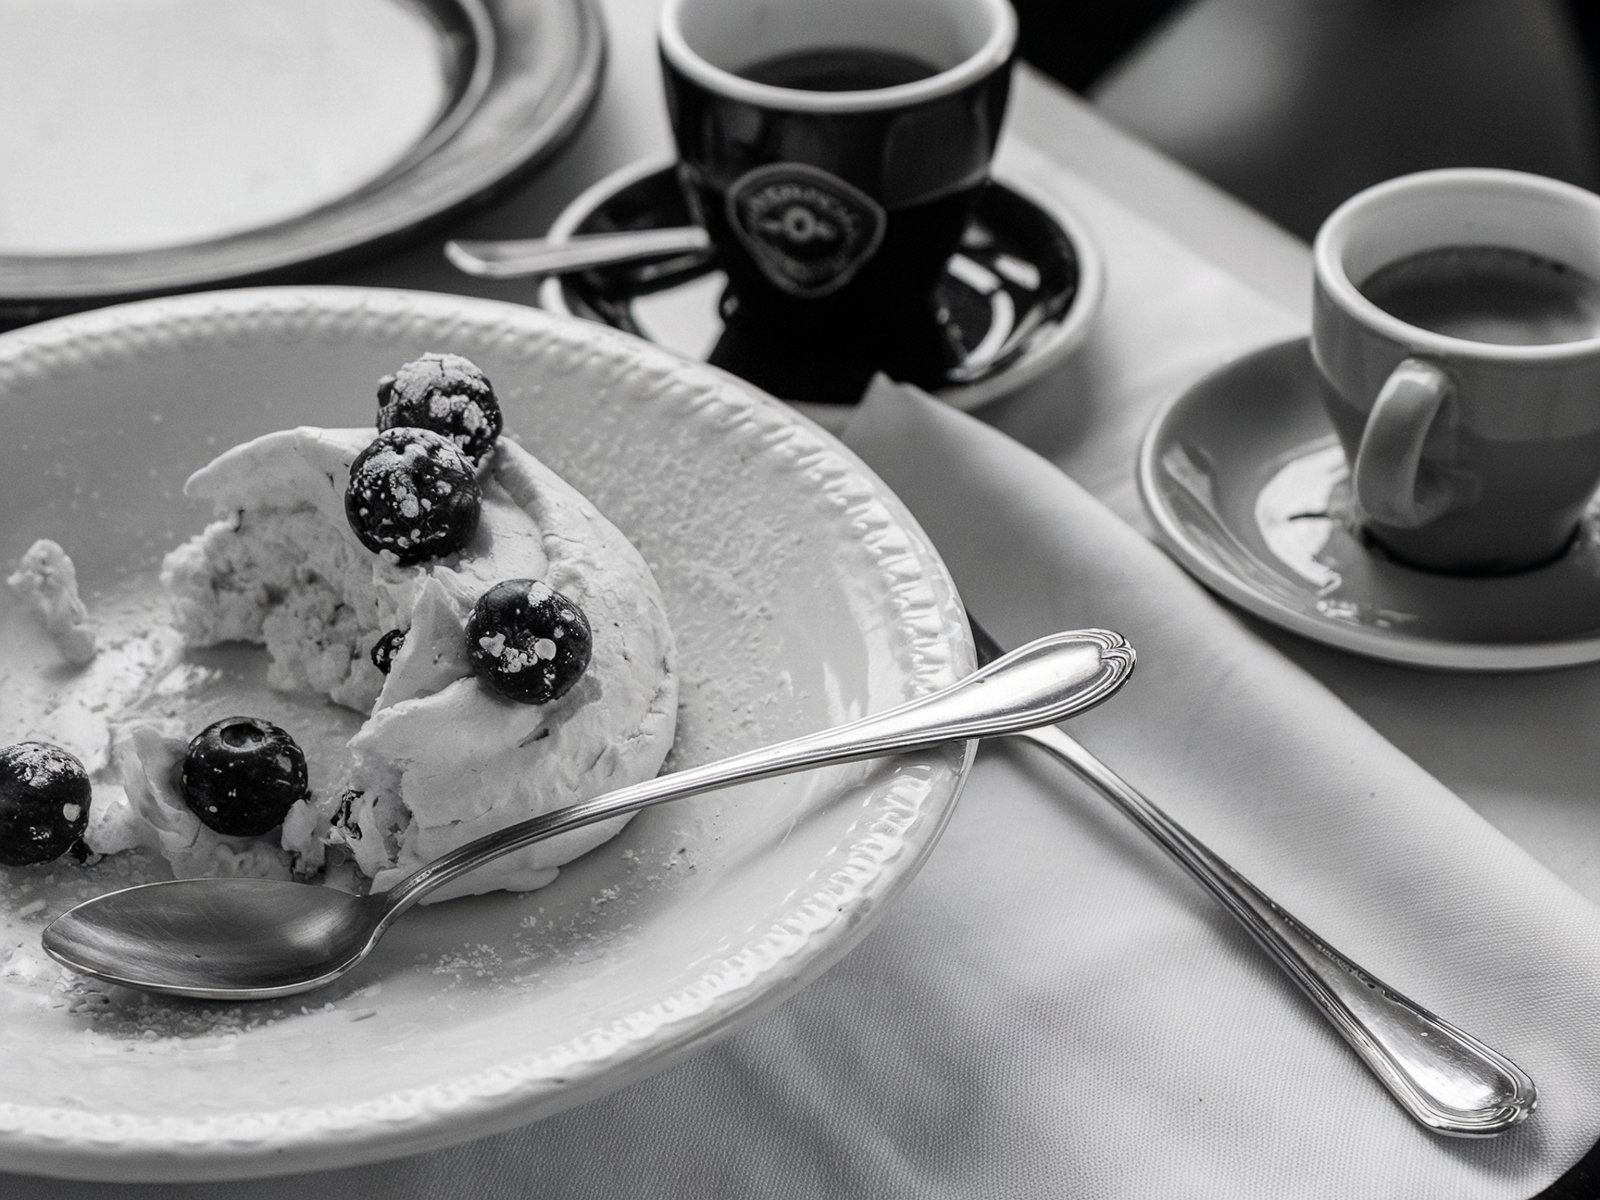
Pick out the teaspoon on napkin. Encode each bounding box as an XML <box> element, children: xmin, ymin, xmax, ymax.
<box><xmin>967</xmin><ymin>613</ymin><xmax>1537</xmax><ymax>1138</ymax></box>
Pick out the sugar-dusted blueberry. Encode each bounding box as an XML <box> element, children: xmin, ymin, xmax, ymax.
<box><xmin>376</xmin><ymin>352</ymin><xmax>503</xmax><ymax>463</ymax></box>
<box><xmin>0</xmin><ymin>741</ymin><xmax>90</xmax><ymax>866</ymax></box>
<box><xmin>181</xmin><ymin>717</ymin><xmax>309</xmax><ymax>837</ymax></box>
<box><xmin>371</xmin><ymin>628</ymin><xmax>406</xmax><ymax>675</ymax></box>
<box><xmin>344</xmin><ymin>427</ymin><xmax>481</xmax><ymax>566</ymax></box>
<box><xmin>467</xmin><ymin>579</ymin><xmax>592</xmax><ymax>704</ymax></box>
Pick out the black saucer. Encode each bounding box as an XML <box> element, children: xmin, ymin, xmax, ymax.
<box><xmin>536</xmin><ymin>159</ymin><xmax>1103</xmax><ymax>409</ymax></box>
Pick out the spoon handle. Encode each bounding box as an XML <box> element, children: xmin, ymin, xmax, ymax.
<box><xmin>444</xmin><ymin>227</ymin><xmax>712</xmax><ymax>279</ymax></box>
<box><xmin>1002</xmin><ymin>693</ymin><xmax>1537</xmax><ymax>1138</ymax></box>
<box><xmin>380</xmin><ymin>630</ymin><xmax>1133</xmax><ymax>916</ymax></box>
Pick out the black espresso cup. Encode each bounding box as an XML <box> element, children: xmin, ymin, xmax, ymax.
<box><xmin>659</xmin><ymin>0</ymin><xmax>1016</xmax><ymax>399</ymax></box>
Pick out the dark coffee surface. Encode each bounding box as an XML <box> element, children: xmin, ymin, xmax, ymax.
<box><xmin>1358</xmin><ymin>244</ymin><xmax>1600</xmax><ymax>345</ymax></box>
<box><xmin>737</xmin><ymin>46</ymin><xmax>940</xmax><ymax>90</ymax></box>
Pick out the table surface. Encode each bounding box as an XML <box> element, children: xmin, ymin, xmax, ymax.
<box><xmin>10</xmin><ymin>0</ymin><xmax>1599</xmax><ymax>1195</ymax></box>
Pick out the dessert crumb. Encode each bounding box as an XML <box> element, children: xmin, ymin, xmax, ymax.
<box><xmin>7</xmin><ymin>539</ymin><xmax>97</xmax><ymax>665</ymax></box>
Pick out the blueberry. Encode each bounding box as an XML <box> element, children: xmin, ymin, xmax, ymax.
<box><xmin>371</xmin><ymin>628</ymin><xmax>406</xmax><ymax>675</ymax></box>
<box><xmin>344</xmin><ymin>427</ymin><xmax>481</xmax><ymax>565</ymax></box>
<box><xmin>467</xmin><ymin>579</ymin><xmax>592</xmax><ymax>704</ymax></box>
<box><xmin>377</xmin><ymin>353</ymin><xmax>502</xmax><ymax>463</ymax></box>
<box><xmin>181</xmin><ymin>717</ymin><xmax>309</xmax><ymax>837</ymax></box>
<box><xmin>0</xmin><ymin>741</ymin><xmax>90</xmax><ymax>866</ymax></box>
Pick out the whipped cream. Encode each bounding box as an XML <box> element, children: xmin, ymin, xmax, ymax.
<box><xmin>139</xmin><ymin>426</ymin><xmax>679</xmax><ymax>899</ymax></box>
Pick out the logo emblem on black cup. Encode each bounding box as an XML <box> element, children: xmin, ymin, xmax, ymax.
<box><xmin>725</xmin><ymin>163</ymin><xmax>887</xmax><ymax>298</ymax></box>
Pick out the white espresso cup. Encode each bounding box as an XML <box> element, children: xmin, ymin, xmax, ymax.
<box><xmin>1312</xmin><ymin>168</ymin><xmax>1600</xmax><ymax>574</ymax></box>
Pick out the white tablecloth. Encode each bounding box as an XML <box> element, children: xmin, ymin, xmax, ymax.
<box><xmin>17</xmin><ymin>378</ymin><xmax>1600</xmax><ymax>1200</ymax></box>
<box><xmin>11</xmin><ymin>1</ymin><xmax>1600</xmax><ymax>1195</ymax></box>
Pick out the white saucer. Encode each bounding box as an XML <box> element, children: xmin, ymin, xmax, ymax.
<box><xmin>1137</xmin><ymin>337</ymin><xmax>1600</xmax><ymax>671</ymax></box>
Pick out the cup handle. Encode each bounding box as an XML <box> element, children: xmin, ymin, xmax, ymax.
<box><xmin>1352</xmin><ymin>357</ymin><xmax>1461</xmax><ymax>527</ymax></box>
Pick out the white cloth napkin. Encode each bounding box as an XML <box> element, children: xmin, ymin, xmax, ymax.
<box><xmin>13</xmin><ymin>384</ymin><xmax>1600</xmax><ymax>1200</ymax></box>
<box><xmin>836</xmin><ymin>380</ymin><xmax>1600</xmax><ymax>1197</ymax></box>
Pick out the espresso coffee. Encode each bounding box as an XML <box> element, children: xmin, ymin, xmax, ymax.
<box><xmin>738</xmin><ymin>46</ymin><xmax>941</xmax><ymax>91</ymax></box>
<box><xmin>1358</xmin><ymin>244</ymin><xmax>1600</xmax><ymax>346</ymax></box>
<box><xmin>661</xmin><ymin>0</ymin><xmax>1015</xmax><ymax>401</ymax></box>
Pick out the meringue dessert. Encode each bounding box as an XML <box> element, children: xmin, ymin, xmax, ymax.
<box><xmin>6</xmin><ymin>354</ymin><xmax>679</xmax><ymax>901</ymax></box>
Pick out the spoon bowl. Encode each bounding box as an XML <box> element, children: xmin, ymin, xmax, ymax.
<box><xmin>46</xmin><ymin>879</ymin><xmax>383</xmax><ymax>999</ymax></box>
<box><xmin>43</xmin><ymin>629</ymin><xmax>1134</xmax><ymax>1001</ymax></box>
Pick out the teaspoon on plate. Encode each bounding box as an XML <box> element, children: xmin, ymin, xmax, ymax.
<box><xmin>444</xmin><ymin>226</ymin><xmax>711</xmax><ymax>279</ymax></box>
<box><xmin>42</xmin><ymin>629</ymin><xmax>1133</xmax><ymax>1003</ymax></box>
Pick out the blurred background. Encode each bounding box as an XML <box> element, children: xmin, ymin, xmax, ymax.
<box><xmin>1014</xmin><ymin>0</ymin><xmax>1600</xmax><ymax>240</ymax></box>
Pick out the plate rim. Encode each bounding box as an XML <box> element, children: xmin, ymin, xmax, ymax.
<box><xmin>1136</xmin><ymin>335</ymin><xmax>1600</xmax><ymax>672</ymax></box>
<box><xmin>0</xmin><ymin>284</ymin><xmax>975</xmax><ymax>1181</ymax></box>
<box><xmin>0</xmin><ymin>0</ymin><xmax>605</xmax><ymax>316</ymax></box>
<box><xmin>534</xmin><ymin>156</ymin><xmax>1106</xmax><ymax>412</ymax></box>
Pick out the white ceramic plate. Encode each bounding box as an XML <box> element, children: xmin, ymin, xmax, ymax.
<box><xmin>0</xmin><ymin>0</ymin><xmax>604</xmax><ymax>323</ymax></box>
<box><xmin>0</xmin><ymin>288</ymin><xmax>971</xmax><ymax>1181</ymax></box>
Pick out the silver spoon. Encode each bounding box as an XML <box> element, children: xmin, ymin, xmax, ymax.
<box><xmin>967</xmin><ymin>616</ymin><xmax>1536</xmax><ymax>1138</ymax></box>
<box><xmin>444</xmin><ymin>227</ymin><xmax>711</xmax><ymax>280</ymax></box>
<box><xmin>42</xmin><ymin>629</ymin><xmax>1134</xmax><ymax>1002</ymax></box>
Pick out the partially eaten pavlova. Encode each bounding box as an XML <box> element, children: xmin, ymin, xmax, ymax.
<box><xmin>0</xmin><ymin>353</ymin><xmax>678</xmax><ymax>902</ymax></box>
